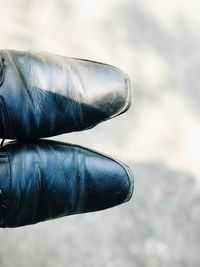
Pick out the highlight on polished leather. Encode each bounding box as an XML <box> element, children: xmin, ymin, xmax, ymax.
<box><xmin>0</xmin><ymin>49</ymin><xmax>131</xmax><ymax>140</ymax></box>
<box><xmin>0</xmin><ymin>140</ymin><xmax>134</xmax><ymax>228</ymax></box>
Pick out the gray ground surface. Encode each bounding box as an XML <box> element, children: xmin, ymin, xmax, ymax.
<box><xmin>0</xmin><ymin>0</ymin><xmax>199</xmax><ymax>266</ymax></box>
<box><xmin>0</xmin><ymin>163</ymin><xmax>200</xmax><ymax>267</ymax></box>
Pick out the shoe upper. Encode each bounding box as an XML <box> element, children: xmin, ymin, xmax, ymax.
<box><xmin>0</xmin><ymin>140</ymin><xmax>133</xmax><ymax>228</ymax></box>
<box><xmin>0</xmin><ymin>50</ymin><xmax>131</xmax><ymax>140</ymax></box>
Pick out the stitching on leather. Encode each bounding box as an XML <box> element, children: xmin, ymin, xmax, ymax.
<box><xmin>6</xmin><ymin>151</ymin><xmax>12</xmax><ymax>196</ymax></box>
<box><xmin>14</xmin><ymin>60</ymin><xmax>35</xmax><ymax>105</ymax></box>
<box><xmin>0</xmin><ymin>96</ymin><xmax>12</xmax><ymax>137</ymax></box>
<box><xmin>0</xmin><ymin>56</ymin><xmax>5</xmax><ymax>87</ymax></box>
<box><xmin>33</xmin><ymin>162</ymin><xmax>41</xmax><ymax>220</ymax></box>
<box><xmin>75</xmin><ymin>147</ymin><xmax>84</xmax><ymax>212</ymax></box>
<box><xmin>0</xmin><ymin>151</ymin><xmax>11</xmax><ymax>227</ymax></box>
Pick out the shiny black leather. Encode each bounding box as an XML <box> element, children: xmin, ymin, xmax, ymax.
<box><xmin>0</xmin><ymin>140</ymin><xmax>133</xmax><ymax>228</ymax></box>
<box><xmin>0</xmin><ymin>50</ymin><xmax>131</xmax><ymax>140</ymax></box>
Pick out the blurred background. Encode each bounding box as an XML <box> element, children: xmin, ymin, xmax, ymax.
<box><xmin>0</xmin><ymin>0</ymin><xmax>200</xmax><ymax>266</ymax></box>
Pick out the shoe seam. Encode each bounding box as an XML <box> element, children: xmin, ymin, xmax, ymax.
<box><xmin>0</xmin><ymin>96</ymin><xmax>12</xmax><ymax>138</ymax></box>
<box><xmin>0</xmin><ymin>56</ymin><xmax>5</xmax><ymax>87</ymax></box>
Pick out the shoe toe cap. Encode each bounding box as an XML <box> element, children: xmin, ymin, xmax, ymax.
<box><xmin>82</xmin><ymin>151</ymin><xmax>134</xmax><ymax>212</ymax></box>
<box><xmin>77</xmin><ymin>60</ymin><xmax>132</xmax><ymax>119</ymax></box>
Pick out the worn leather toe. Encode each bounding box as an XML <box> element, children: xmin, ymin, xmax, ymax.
<box><xmin>0</xmin><ymin>50</ymin><xmax>131</xmax><ymax>140</ymax></box>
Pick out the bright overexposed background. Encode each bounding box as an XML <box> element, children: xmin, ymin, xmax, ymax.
<box><xmin>0</xmin><ymin>1</ymin><xmax>199</xmax><ymax>267</ymax></box>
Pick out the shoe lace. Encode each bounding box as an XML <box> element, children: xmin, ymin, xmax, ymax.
<box><xmin>0</xmin><ymin>139</ymin><xmax>5</xmax><ymax>147</ymax></box>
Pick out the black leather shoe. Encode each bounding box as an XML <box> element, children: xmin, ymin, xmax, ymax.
<box><xmin>0</xmin><ymin>140</ymin><xmax>133</xmax><ymax>228</ymax></box>
<box><xmin>0</xmin><ymin>50</ymin><xmax>131</xmax><ymax>140</ymax></box>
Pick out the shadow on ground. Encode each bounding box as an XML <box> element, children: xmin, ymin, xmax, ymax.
<box><xmin>0</xmin><ymin>163</ymin><xmax>199</xmax><ymax>267</ymax></box>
